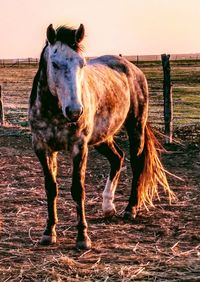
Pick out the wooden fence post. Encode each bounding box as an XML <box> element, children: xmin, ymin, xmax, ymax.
<box><xmin>0</xmin><ymin>85</ymin><xmax>4</xmax><ymax>126</ymax></box>
<box><xmin>161</xmin><ymin>54</ymin><xmax>173</xmax><ymax>144</ymax></box>
<box><xmin>137</xmin><ymin>55</ymin><xmax>139</xmax><ymax>65</ymax></box>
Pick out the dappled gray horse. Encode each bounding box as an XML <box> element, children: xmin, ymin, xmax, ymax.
<box><xmin>29</xmin><ymin>23</ymin><xmax>174</xmax><ymax>249</ymax></box>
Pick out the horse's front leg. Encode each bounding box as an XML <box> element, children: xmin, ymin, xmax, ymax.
<box><xmin>71</xmin><ymin>143</ymin><xmax>91</xmax><ymax>250</ymax></box>
<box><xmin>35</xmin><ymin>149</ymin><xmax>58</xmax><ymax>245</ymax></box>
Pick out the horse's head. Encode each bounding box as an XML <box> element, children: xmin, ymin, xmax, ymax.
<box><xmin>44</xmin><ymin>24</ymin><xmax>86</xmax><ymax>122</ymax></box>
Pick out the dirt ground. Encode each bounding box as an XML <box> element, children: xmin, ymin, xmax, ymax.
<box><xmin>0</xmin><ymin>126</ymin><xmax>199</xmax><ymax>281</ymax></box>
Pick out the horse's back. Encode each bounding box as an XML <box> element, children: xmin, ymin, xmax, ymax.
<box><xmin>88</xmin><ymin>55</ymin><xmax>148</xmax><ymax>115</ymax></box>
<box><xmin>88</xmin><ymin>55</ymin><xmax>145</xmax><ymax>80</ymax></box>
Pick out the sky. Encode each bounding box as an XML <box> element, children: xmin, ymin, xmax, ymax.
<box><xmin>0</xmin><ymin>0</ymin><xmax>200</xmax><ymax>59</ymax></box>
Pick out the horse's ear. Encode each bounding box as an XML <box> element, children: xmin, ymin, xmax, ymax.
<box><xmin>75</xmin><ymin>24</ymin><xmax>85</xmax><ymax>43</ymax></box>
<box><xmin>47</xmin><ymin>24</ymin><xmax>56</xmax><ymax>44</ymax></box>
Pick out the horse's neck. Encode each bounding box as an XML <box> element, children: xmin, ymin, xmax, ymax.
<box><xmin>36</xmin><ymin>70</ymin><xmax>59</xmax><ymax>109</ymax></box>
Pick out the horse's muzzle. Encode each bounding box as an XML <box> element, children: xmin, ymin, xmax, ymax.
<box><xmin>65</xmin><ymin>105</ymin><xmax>83</xmax><ymax>122</ymax></box>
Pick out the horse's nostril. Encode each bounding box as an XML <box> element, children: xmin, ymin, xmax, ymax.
<box><xmin>65</xmin><ymin>106</ymin><xmax>83</xmax><ymax>121</ymax></box>
<box><xmin>65</xmin><ymin>106</ymin><xmax>71</xmax><ymax>117</ymax></box>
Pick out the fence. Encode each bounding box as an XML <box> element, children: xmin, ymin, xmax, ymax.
<box><xmin>0</xmin><ymin>55</ymin><xmax>199</xmax><ymax>142</ymax></box>
<box><xmin>1</xmin><ymin>53</ymin><xmax>200</xmax><ymax>67</ymax></box>
<box><xmin>0</xmin><ymin>58</ymin><xmax>38</xmax><ymax>67</ymax></box>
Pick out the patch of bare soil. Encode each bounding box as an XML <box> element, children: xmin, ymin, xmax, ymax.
<box><xmin>0</xmin><ymin>128</ymin><xmax>199</xmax><ymax>281</ymax></box>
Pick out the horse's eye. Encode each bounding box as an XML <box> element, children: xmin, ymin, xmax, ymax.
<box><xmin>52</xmin><ymin>62</ymin><xmax>59</xmax><ymax>69</ymax></box>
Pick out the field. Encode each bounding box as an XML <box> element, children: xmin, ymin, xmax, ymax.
<box><xmin>0</xmin><ymin>61</ymin><xmax>200</xmax><ymax>281</ymax></box>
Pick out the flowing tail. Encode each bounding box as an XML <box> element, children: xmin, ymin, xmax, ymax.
<box><xmin>137</xmin><ymin>124</ymin><xmax>175</xmax><ymax>209</ymax></box>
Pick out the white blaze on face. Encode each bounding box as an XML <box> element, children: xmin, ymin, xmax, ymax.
<box><xmin>46</xmin><ymin>42</ymin><xmax>84</xmax><ymax>117</ymax></box>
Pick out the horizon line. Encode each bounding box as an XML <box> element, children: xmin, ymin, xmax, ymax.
<box><xmin>1</xmin><ymin>52</ymin><xmax>200</xmax><ymax>61</ymax></box>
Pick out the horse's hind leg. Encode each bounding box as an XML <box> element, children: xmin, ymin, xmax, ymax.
<box><xmin>124</xmin><ymin>119</ymin><xmax>145</xmax><ymax>219</ymax></box>
<box><xmin>95</xmin><ymin>139</ymin><xmax>124</xmax><ymax>217</ymax></box>
<box><xmin>35</xmin><ymin>149</ymin><xmax>58</xmax><ymax>245</ymax></box>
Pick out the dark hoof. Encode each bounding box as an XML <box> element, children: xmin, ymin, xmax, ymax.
<box><xmin>40</xmin><ymin>234</ymin><xmax>57</xmax><ymax>245</ymax></box>
<box><xmin>104</xmin><ymin>208</ymin><xmax>116</xmax><ymax>218</ymax></box>
<box><xmin>123</xmin><ymin>208</ymin><xmax>137</xmax><ymax>221</ymax></box>
<box><xmin>76</xmin><ymin>237</ymin><xmax>91</xmax><ymax>250</ymax></box>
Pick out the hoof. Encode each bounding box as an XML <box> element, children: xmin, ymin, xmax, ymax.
<box><xmin>123</xmin><ymin>207</ymin><xmax>137</xmax><ymax>221</ymax></box>
<box><xmin>76</xmin><ymin>237</ymin><xmax>91</xmax><ymax>250</ymax></box>
<box><xmin>104</xmin><ymin>208</ymin><xmax>116</xmax><ymax>218</ymax></box>
<box><xmin>40</xmin><ymin>234</ymin><xmax>57</xmax><ymax>245</ymax></box>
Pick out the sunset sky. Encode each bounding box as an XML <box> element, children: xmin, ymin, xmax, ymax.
<box><xmin>1</xmin><ymin>0</ymin><xmax>200</xmax><ymax>59</ymax></box>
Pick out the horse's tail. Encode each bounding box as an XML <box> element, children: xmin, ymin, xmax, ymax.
<box><xmin>137</xmin><ymin>123</ymin><xmax>175</xmax><ymax>209</ymax></box>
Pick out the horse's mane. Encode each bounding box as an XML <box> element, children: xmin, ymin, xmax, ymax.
<box><xmin>29</xmin><ymin>44</ymin><xmax>48</xmax><ymax>107</ymax></box>
<box><xmin>55</xmin><ymin>25</ymin><xmax>84</xmax><ymax>53</ymax></box>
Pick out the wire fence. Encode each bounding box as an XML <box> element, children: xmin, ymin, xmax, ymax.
<box><xmin>0</xmin><ymin>58</ymin><xmax>38</xmax><ymax>67</ymax></box>
<box><xmin>1</xmin><ymin>53</ymin><xmax>200</xmax><ymax>67</ymax></box>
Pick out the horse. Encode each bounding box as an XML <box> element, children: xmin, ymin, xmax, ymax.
<box><xmin>29</xmin><ymin>23</ymin><xmax>174</xmax><ymax>250</ymax></box>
